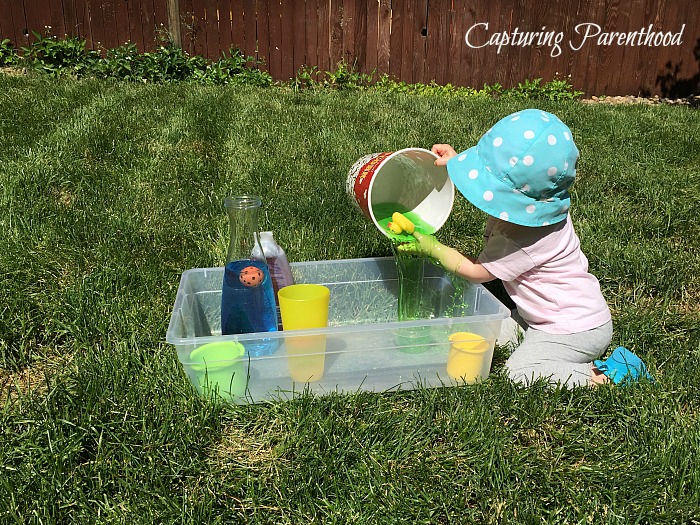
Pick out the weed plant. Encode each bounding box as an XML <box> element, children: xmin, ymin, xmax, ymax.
<box><xmin>0</xmin><ymin>73</ymin><xmax>699</xmax><ymax>523</ymax></box>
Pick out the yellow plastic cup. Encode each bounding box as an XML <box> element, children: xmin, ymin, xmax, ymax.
<box><xmin>277</xmin><ymin>284</ymin><xmax>331</xmax><ymax>382</ymax></box>
<box><xmin>446</xmin><ymin>332</ymin><xmax>491</xmax><ymax>383</ymax></box>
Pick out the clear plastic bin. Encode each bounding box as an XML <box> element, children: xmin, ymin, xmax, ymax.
<box><xmin>166</xmin><ymin>257</ymin><xmax>511</xmax><ymax>403</ymax></box>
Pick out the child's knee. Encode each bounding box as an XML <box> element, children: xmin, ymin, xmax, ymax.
<box><xmin>504</xmin><ymin>360</ymin><xmax>542</xmax><ymax>386</ymax></box>
<box><xmin>504</xmin><ymin>352</ymin><xmax>542</xmax><ymax>385</ymax></box>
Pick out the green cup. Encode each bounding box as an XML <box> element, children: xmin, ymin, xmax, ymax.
<box><xmin>188</xmin><ymin>341</ymin><xmax>247</xmax><ymax>401</ymax></box>
<box><xmin>395</xmin><ymin>326</ymin><xmax>432</xmax><ymax>354</ymax></box>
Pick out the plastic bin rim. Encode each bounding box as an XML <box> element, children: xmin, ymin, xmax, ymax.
<box><xmin>165</xmin><ymin>308</ymin><xmax>510</xmax><ymax>346</ymax></box>
<box><xmin>166</xmin><ymin>256</ymin><xmax>512</xmax><ymax>346</ymax></box>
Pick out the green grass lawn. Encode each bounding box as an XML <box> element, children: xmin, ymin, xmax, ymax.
<box><xmin>1</xmin><ymin>74</ymin><xmax>699</xmax><ymax>523</ymax></box>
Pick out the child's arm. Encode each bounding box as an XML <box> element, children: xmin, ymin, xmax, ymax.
<box><xmin>402</xmin><ymin>232</ymin><xmax>495</xmax><ymax>284</ymax></box>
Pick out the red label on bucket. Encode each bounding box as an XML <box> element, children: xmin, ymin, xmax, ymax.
<box><xmin>352</xmin><ymin>152</ymin><xmax>392</xmax><ymax>217</ymax></box>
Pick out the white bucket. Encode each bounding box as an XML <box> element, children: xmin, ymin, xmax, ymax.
<box><xmin>346</xmin><ymin>148</ymin><xmax>455</xmax><ymax>237</ymax></box>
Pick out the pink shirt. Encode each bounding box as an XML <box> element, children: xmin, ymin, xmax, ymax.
<box><xmin>478</xmin><ymin>215</ymin><xmax>611</xmax><ymax>334</ymax></box>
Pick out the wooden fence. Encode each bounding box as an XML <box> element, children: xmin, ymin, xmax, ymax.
<box><xmin>0</xmin><ymin>0</ymin><xmax>698</xmax><ymax>97</ymax></box>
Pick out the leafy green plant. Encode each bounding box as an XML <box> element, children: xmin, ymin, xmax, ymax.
<box><xmin>540</xmin><ymin>75</ymin><xmax>584</xmax><ymax>100</ymax></box>
<box><xmin>507</xmin><ymin>77</ymin><xmax>583</xmax><ymax>101</ymax></box>
<box><xmin>21</xmin><ymin>32</ymin><xmax>100</xmax><ymax>77</ymax></box>
<box><xmin>93</xmin><ymin>42</ymin><xmax>142</xmax><ymax>81</ymax></box>
<box><xmin>4</xmin><ymin>34</ymin><xmax>272</xmax><ymax>86</ymax></box>
<box><xmin>194</xmin><ymin>48</ymin><xmax>272</xmax><ymax>86</ymax></box>
<box><xmin>324</xmin><ymin>60</ymin><xmax>374</xmax><ymax>89</ymax></box>
<box><xmin>508</xmin><ymin>77</ymin><xmax>546</xmax><ymax>99</ymax></box>
<box><xmin>482</xmin><ymin>82</ymin><xmax>505</xmax><ymax>97</ymax></box>
<box><xmin>369</xmin><ymin>74</ymin><xmax>583</xmax><ymax>101</ymax></box>
<box><xmin>292</xmin><ymin>65</ymin><xmax>322</xmax><ymax>91</ymax></box>
<box><xmin>373</xmin><ymin>75</ymin><xmax>485</xmax><ymax>98</ymax></box>
<box><xmin>0</xmin><ymin>38</ymin><xmax>18</xmax><ymax>66</ymax></box>
<box><xmin>136</xmin><ymin>44</ymin><xmax>207</xmax><ymax>83</ymax></box>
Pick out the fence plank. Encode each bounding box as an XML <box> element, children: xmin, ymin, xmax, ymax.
<box><xmin>82</xmin><ymin>0</ymin><xmax>102</xmax><ymax>49</ymax></box>
<box><xmin>364</xmin><ymin>0</ymin><xmax>378</xmax><ymax>74</ymax></box>
<box><xmin>412</xmin><ymin>0</ymin><xmax>428</xmax><ymax>84</ymax></box>
<box><xmin>73</xmin><ymin>0</ymin><xmax>92</xmax><ymax>43</ymax></box>
<box><xmin>153</xmin><ymin>0</ymin><xmax>169</xmax><ymax>40</ymax></box>
<box><xmin>229</xmin><ymin>0</ymin><xmax>243</xmax><ymax>52</ymax></box>
<box><xmin>62</xmin><ymin>0</ymin><xmax>76</xmax><ymax>39</ymax></box>
<box><xmin>217</xmin><ymin>0</ymin><xmax>234</xmax><ymax>56</ymax></box>
<box><xmin>255</xmin><ymin>0</ymin><xmax>270</xmax><ymax>70</ymax></box>
<box><xmin>388</xmin><ymin>0</ymin><xmax>403</xmax><ymax>79</ymax></box>
<box><xmin>114</xmin><ymin>0</ymin><xmax>132</xmax><ymax>47</ymax></box>
<box><xmin>673</xmin><ymin>2</ymin><xmax>698</xmax><ymax>96</ymax></box>
<box><xmin>204</xmin><ymin>0</ymin><xmax>220</xmax><ymax>58</ymax></box>
<box><xmin>317</xmin><ymin>0</ymin><xmax>330</xmax><ymax>70</ymax></box>
<box><xmin>329</xmin><ymin>0</ymin><xmax>343</xmax><ymax>67</ymax></box>
<box><xmin>453</xmin><ymin>1</ymin><xmax>475</xmax><ymax>89</ymax></box>
<box><xmin>304</xmin><ymin>0</ymin><xmax>318</xmax><ymax>71</ymax></box>
<box><xmin>241</xmin><ymin>0</ymin><xmax>256</xmax><ymax>59</ymax></box>
<box><xmin>27</xmin><ymin>0</ymin><xmax>52</xmax><ymax>38</ymax></box>
<box><xmin>100</xmin><ymin>0</ymin><xmax>119</xmax><ymax>51</ymax></box>
<box><xmin>399</xmin><ymin>0</ymin><xmax>414</xmax><ymax>82</ymax></box>
<box><xmin>608</xmin><ymin>0</ymin><xmax>630</xmax><ymax>95</ymax></box>
<box><xmin>339</xmin><ymin>0</ymin><xmax>352</xmax><ymax>64</ymax></box>
<box><xmin>641</xmin><ymin>0</ymin><xmax>668</xmax><ymax>95</ymax></box>
<box><xmin>424</xmin><ymin>0</ymin><xmax>450</xmax><ymax>85</ymax></box>
<box><xmin>560</xmin><ymin>0</ymin><xmax>585</xmax><ymax>94</ymax></box>
<box><xmin>22</xmin><ymin>0</ymin><xmax>42</xmax><ymax>43</ymax></box>
<box><xmin>125</xmin><ymin>0</ymin><xmax>145</xmax><ymax>52</ymax></box>
<box><xmin>267</xmin><ymin>0</ymin><xmax>282</xmax><ymax>77</ymax></box>
<box><xmin>47</xmin><ymin>0</ymin><xmax>66</xmax><ymax>39</ymax></box>
<box><xmin>353</xmin><ymin>0</ymin><xmax>367</xmax><ymax>70</ymax></box>
<box><xmin>377</xmin><ymin>0</ymin><xmax>390</xmax><ymax>74</ymax></box>
<box><xmin>142</xmin><ymin>0</ymin><xmax>158</xmax><ymax>49</ymax></box>
<box><xmin>291</xmin><ymin>0</ymin><xmax>306</xmax><ymax>75</ymax></box>
<box><xmin>656</xmin><ymin>0</ymin><xmax>691</xmax><ymax>96</ymax></box>
<box><xmin>278</xmin><ymin>0</ymin><xmax>295</xmax><ymax>79</ymax></box>
<box><xmin>10</xmin><ymin>1</ymin><xmax>28</xmax><ymax>46</ymax></box>
<box><xmin>0</xmin><ymin>0</ymin><xmax>18</xmax><ymax>44</ymax></box>
<box><xmin>190</xmin><ymin>0</ymin><xmax>206</xmax><ymax>56</ymax></box>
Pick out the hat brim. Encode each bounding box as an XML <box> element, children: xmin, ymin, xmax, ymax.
<box><xmin>446</xmin><ymin>147</ymin><xmax>570</xmax><ymax>227</ymax></box>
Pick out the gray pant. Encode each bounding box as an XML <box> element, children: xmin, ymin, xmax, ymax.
<box><xmin>505</xmin><ymin>320</ymin><xmax>613</xmax><ymax>387</ymax></box>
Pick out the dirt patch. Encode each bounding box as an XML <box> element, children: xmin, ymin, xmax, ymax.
<box><xmin>1</xmin><ymin>353</ymin><xmax>74</xmax><ymax>403</ymax></box>
<box><xmin>582</xmin><ymin>94</ymin><xmax>700</xmax><ymax>107</ymax></box>
<box><xmin>0</xmin><ymin>66</ymin><xmax>29</xmax><ymax>77</ymax></box>
<box><xmin>210</xmin><ymin>423</ymin><xmax>287</xmax><ymax>474</ymax></box>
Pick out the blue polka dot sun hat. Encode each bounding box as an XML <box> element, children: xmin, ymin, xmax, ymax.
<box><xmin>446</xmin><ymin>109</ymin><xmax>580</xmax><ymax>227</ymax></box>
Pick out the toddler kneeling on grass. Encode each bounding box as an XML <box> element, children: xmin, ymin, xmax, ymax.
<box><xmin>401</xmin><ymin>109</ymin><xmax>651</xmax><ymax>387</ymax></box>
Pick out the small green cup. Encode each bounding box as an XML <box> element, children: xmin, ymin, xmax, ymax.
<box><xmin>395</xmin><ymin>326</ymin><xmax>432</xmax><ymax>354</ymax></box>
<box><xmin>188</xmin><ymin>342</ymin><xmax>247</xmax><ymax>401</ymax></box>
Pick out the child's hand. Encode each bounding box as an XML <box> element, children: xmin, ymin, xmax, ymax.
<box><xmin>397</xmin><ymin>232</ymin><xmax>439</xmax><ymax>258</ymax></box>
<box><xmin>431</xmin><ymin>144</ymin><xmax>458</xmax><ymax>166</ymax></box>
<box><xmin>399</xmin><ymin>232</ymin><xmax>471</xmax><ymax>277</ymax></box>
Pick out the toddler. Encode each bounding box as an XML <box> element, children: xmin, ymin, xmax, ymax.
<box><xmin>402</xmin><ymin>109</ymin><xmax>650</xmax><ymax>386</ymax></box>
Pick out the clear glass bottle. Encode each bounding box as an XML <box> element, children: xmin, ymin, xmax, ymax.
<box><xmin>221</xmin><ymin>196</ymin><xmax>278</xmax><ymax>356</ymax></box>
<box><xmin>252</xmin><ymin>231</ymin><xmax>295</xmax><ymax>294</ymax></box>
